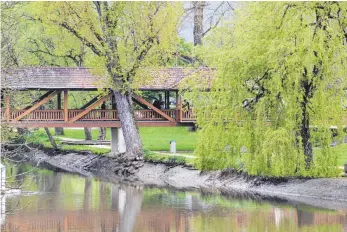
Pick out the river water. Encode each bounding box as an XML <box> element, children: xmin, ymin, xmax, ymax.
<box><xmin>1</xmin><ymin>163</ymin><xmax>347</xmax><ymax>232</ymax></box>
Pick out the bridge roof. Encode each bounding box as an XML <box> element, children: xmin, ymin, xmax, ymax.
<box><xmin>1</xmin><ymin>67</ymin><xmax>214</xmax><ymax>91</ymax></box>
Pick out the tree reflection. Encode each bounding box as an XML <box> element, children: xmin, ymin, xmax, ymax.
<box><xmin>83</xmin><ymin>178</ymin><xmax>92</xmax><ymax>211</ymax></box>
<box><xmin>118</xmin><ymin>185</ymin><xmax>144</xmax><ymax>232</ymax></box>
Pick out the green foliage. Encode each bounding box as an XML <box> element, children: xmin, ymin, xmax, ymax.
<box><xmin>143</xmin><ymin>149</ymin><xmax>188</xmax><ymax>165</ymax></box>
<box><xmin>166</xmin><ymin>38</ymin><xmax>195</xmax><ymax>67</ymax></box>
<box><xmin>2</xmin><ymin>2</ymin><xmax>184</xmax><ymax>94</ymax></box>
<box><xmin>167</xmin><ymin>156</ymin><xmax>186</xmax><ymax>165</ymax></box>
<box><xmin>185</xmin><ymin>2</ymin><xmax>347</xmax><ymax>177</ymax></box>
<box><xmin>314</xmin><ymin>143</ymin><xmax>347</xmax><ymax>168</ymax></box>
<box><xmin>24</xmin><ymin>129</ymin><xmax>56</xmax><ymax>148</ymax></box>
<box><xmin>0</xmin><ymin>124</ymin><xmax>17</xmax><ymax>143</ymax></box>
<box><xmin>24</xmin><ymin>2</ymin><xmax>183</xmax><ymax>91</ymax></box>
<box><xmin>61</xmin><ymin>145</ymin><xmax>109</xmax><ymax>155</ymax></box>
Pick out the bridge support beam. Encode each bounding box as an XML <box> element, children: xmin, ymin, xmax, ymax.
<box><xmin>55</xmin><ymin>92</ymin><xmax>64</xmax><ymax>135</ymax></box>
<box><xmin>5</xmin><ymin>95</ymin><xmax>10</xmax><ymax>123</ymax></box>
<box><xmin>111</xmin><ymin>128</ymin><xmax>126</xmax><ymax>154</ymax></box>
<box><xmin>132</xmin><ymin>93</ymin><xmax>176</xmax><ymax>122</ymax></box>
<box><xmin>164</xmin><ymin>91</ymin><xmax>170</xmax><ymax>109</ymax></box>
<box><xmin>13</xmin><ymin>91</ymin><xmax>59</xmax><ymax>122</ymax></box>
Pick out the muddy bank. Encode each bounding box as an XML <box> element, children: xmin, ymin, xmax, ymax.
<box><xmin>138</xmin><ymin>163</ymin><xmax>347</xmax><ymax>210</ymax></box>
<box><xmin>5</xmin><ymin>147</ymin><xmax>347</xmax><ymax>210</ymax></box>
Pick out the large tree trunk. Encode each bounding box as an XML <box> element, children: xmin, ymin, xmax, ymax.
<box><xmin>84</xmin><ymin>127</ymin><xmax>92</xmax><ymax>140</ymax></box>
<box><xmin>55</xmin><ymin>128</ymin><xmax>64</xmax><ymax>136</ymax></box>
<box><xmin>101</xmin><ymin>3</ymin><xmax>143</xmax><ymax>161</ymax></box>
<box><xmin>98</xmin><ymin>127</ymin><xmax>106</xmax><ymax>140</ymax></box>
<box><xmin>301</xmin><ymin>106</ymin><xmax>313</xmax><ymax>168</ymax></box>
<box><xmin>300</xmin><ymin>75</ymin><xmax>313</xmax><ymax>168</ymax></box>
<box><xmin>193</xmin><ymin>1</ymin><xmax>205</xmax><ymax>46</ymax></box>
<box><xmin>113</xmin><ymin>91</ymin><xmax>143</xmax><ymax>160</ymax></box>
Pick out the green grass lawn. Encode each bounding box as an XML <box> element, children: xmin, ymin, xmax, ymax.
<box><xmin>34</xmin><ymin>128</ymin><xmax>347</xmax><ymax>167</ymax></box>
<box><xmin>313</xmin><ymin>143</ymin><xmax>347</xmax><ymax>167</ymax></box>
<box><xmin>28</xmin><ymin>129</ymin><xmax>196</xmax><ymax>165</ymax></box>
<box><xmin>42</xmin><ymin>127</ymin><xmax>197</xmax><ymax>151</ymax></box>
<box><xmin>26</xmin><ymin>130</ymin><xmax>110</xmax><ymax>154</ymax></box>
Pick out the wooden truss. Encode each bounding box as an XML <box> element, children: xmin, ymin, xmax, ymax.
<box><xmin>12</xmin><ymin>91</ymin><xmax>59</xmax><ymax>122</ymax></box>
<box><xmin>69</xmin><ymin>91</ymin><xmax>113</xmax><ymax>123</ymax></box>
<box><xmin>132</xmin><ymin>93</ymin><xmax>176</xmax><ymax>122</ymax></box>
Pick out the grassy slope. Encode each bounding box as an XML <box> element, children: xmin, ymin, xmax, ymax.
<box><xmin>49</xmin><ymin>127</ymin><xmax>197</xmax><ymax>151</ymax></box>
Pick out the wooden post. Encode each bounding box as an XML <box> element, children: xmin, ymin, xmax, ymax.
<box><xmin>55</xmin><ymin>92</ymin><xmax>64</xmax><ymax>135</ymax></box>
<box><xmin>165</xmin><ymin>91</ymin><xmax>170</xmax><ymax>109</ymax></box>
<box><xmin>175</xmin><ymin>91</ymin><xmax>179</xmax><ymax>122</ymax></box>
<box><xmin>64</xmin><ymin>215</ymin><xmax>68</xmax><ymax>232</ymax></box>
<box><xmin>164</xmin><ymin>91</ymin><xmax>166</xmax><ymax>109</ymax></box>
<box><xmin>57</xmin><ymin>92</ymin><xmax>62</xmax><ymax>110</ymax></box>
<box><xmin>179</xmin><ymin>95</ymin><xmax>183</xmax><ymax>122</ymax></box>
<box><xmin>0</xmin><ymin>91</ymin><xmax>3</xmax><ymax>108</ymax></box>
<box><xmin>5</xmin><ymin>95</ymin><xmax>10</xmax><ymax>122</ymax></box>
<box><xmin>112</xmin><ymin>94</ymin><xmax>116</xmax><ymax>110</ymax></box>
<box><xmin>64</xmin><ymin>90</ymin><xmax>68</xmax><ymax>122</ymax></box>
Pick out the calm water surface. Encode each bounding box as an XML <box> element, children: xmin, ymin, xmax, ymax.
<box><xmin>1</xmin><ymin>163</ymin><xmax>347</xmax><ymax>232</ymax></box>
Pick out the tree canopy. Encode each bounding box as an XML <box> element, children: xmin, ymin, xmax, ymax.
<box><xmin>1</xmin><ymin>2</ymin><xmax>184</xmax><ymax>160</ymax></box>
<box><xmin>184</xmin><ymin>2</ymin><xmax>347</xmax><ymax>177</ymax></box>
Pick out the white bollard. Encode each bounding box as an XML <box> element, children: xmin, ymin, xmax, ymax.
<box><xmin>170</xmin><ymin>140</ymin><xmax>176</xmax><ymax>153</ymax></box>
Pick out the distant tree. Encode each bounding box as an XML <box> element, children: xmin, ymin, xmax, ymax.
<box><xmin>183</xmin><ymin>1</ymin><xmax>235</xmax><ymax>46</ymax></box>
<box><xmin>185</xmin><ymin>2</ymin><xmax>347</xmax><ymax>177</ymax></box>
<box><xmin>193</xmin><ymin>1</ymin><xmax>205</xmax><ymax>46</ymax></box>
<box><xmin>178</xmin><ymin>1</ymin><xmax>234</xmax><ymax>67</ymax></box>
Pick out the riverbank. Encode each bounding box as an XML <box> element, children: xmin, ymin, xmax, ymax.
<box><xmin>5</xmin><ymin>146</ymin><xmax>347</xmax><ymax>211</ymax></box>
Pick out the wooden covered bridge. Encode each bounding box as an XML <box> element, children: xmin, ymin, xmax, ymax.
<box><xmin>1</xmin><ymin>67</ymin><xmax>213</xmax><ymax>128</ymax></box>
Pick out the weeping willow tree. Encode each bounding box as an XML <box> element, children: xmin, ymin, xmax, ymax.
<box><xmin>183</xmin><ymin>2</ymin><xmax>347</xmax><ymax>177</ymax></box>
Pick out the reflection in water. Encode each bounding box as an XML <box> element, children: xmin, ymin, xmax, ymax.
<box><xmin>1</xmin><ymin>163</ymin><xmax>347</xmax><ymax>232</ymax></box>
<box><xmin>83</xmin><ymin>178</ymin><xmax>92</xmax><ymax>212</ymax></box>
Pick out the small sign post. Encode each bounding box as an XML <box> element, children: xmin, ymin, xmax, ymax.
<box><xmin>170</xmin><ymin>140</ymin><xmax>176</xmax><ymax>153</ymax></box>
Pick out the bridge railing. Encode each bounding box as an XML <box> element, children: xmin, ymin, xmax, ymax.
<box><xmin>135</xmin><ymin>109</ymin><xmax>172</xmax><ymax>120</ymax></box>
<box><xmin>69</xmin><ymin>110</ymin><xmax>119</xmax><ymax>121</ymax></box>
<box><xmin>182</xmin><ymin>110</ymin><xmax>196</xmax><ymax>121</ymax></box>
<box><xmin>0</xmin><ymin>109</ymin><xmax>193</xmax><ymax>122</ymax></box>
<box><xmin>9</xmin><ymin>110</ymin><xmax>64</xmax><ymax>121</ymax></box>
